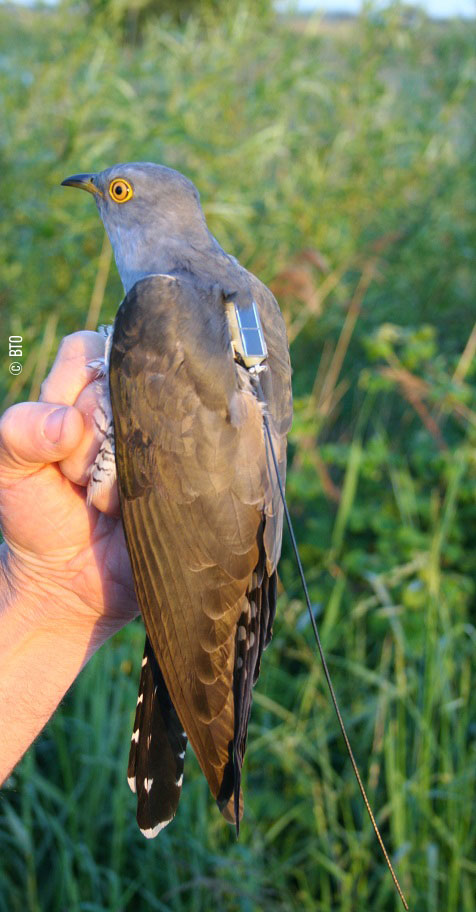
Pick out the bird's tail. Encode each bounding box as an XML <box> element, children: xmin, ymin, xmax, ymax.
<box><xmin>127</xmin><ymin>636</ymin><xmax>188</xmax><ymax>838</ymax></box>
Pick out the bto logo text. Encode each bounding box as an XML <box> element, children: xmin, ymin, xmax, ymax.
<box><xmin>9</xmin><ymin>335</ymin><xmax>23</xmax><ymax>375</ymax></box>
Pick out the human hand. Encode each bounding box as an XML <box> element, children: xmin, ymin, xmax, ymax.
<box><xmin>0</xmin><ymin>331</ymin><xmax>138</xmax><ymax>640</ymax></box>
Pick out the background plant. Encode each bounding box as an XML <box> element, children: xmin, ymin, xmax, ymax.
<box><xmin>0</xmin><ymin>2</ymin><xmax>475</xmax><ymax>910</ymax></box>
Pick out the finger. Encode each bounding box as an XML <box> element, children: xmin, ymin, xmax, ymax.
<box><xmin>0</xmin><ymin>402</ymin><xmax>84</xmax><ymax>482</ymax></box>
<box><xmin>60</xmin><ymin>379</ymin><xmax>120</xmax><ymax>517</ymax></box>
<box><xmin>88</xmin><ymin>475</ymin><xmax>121</xmax><ymax>516</ymax></box>
<box><xmin>40</xmin><ymin>331</ymin><xmax>106</xmax><ymax>406</ymax></box>
<box><xmin>60</xmin><ymin>381</ymin><xmax>106</xmax><ymax>487</ymax></box>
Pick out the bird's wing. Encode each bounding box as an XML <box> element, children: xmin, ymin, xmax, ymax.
<box><xmin>247</xmin><ymin>272</ymin><xmax>293</xmax><ymax>570</ymax></box>
<box><xmin>109</xmin><ymin>274</ymin><xmax>290</xmax><ymax>826</ymax></box>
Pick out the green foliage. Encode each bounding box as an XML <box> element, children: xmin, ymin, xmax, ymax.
<box><xmin>1</xmin><ymin>3</ymin><xmax>476</xmax><ymax>911</ymax></box>
<box><xmin>68</xmin><ymin>0</ymin><xmax>273</xmax><ymax>42</ymax></box>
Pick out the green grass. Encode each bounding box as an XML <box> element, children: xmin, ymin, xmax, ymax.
<box><xmin>1</xmin><ymin>3</ymin><xmax>475</xmax><ymax>910</ymax></box>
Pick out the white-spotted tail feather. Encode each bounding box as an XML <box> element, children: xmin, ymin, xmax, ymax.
<box><xmin>128</xmin><ymin>637</ymin><xmax>188</xmax><ymax>838</ymax></box>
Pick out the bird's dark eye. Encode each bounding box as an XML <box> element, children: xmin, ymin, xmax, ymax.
<box><xmin>109</xmin><ymin>178</ymin><xmax>133</xmax><ymax>203</ymax></box>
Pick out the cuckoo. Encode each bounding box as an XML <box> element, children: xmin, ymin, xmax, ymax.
<box><xmin>61</xmin><ymin>162</ymin><xmax>292</xmax><ymax>838</ymax></box>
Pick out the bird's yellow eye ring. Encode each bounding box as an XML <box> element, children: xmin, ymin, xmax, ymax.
<box><xmin>109</xmin><ymin>178</ymin><xmax>133</xmax><ymax>203</ymax></box>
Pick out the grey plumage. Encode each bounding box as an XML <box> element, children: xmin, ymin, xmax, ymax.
<box><xmin>73</xmin><ymin>163</ymin><xmax>253</xmax><ymax>306</ymax></box>
<box><xmin>62</xmin><ymin>162</ymin><xmax>292</xmax><ymax>834</ymax></box>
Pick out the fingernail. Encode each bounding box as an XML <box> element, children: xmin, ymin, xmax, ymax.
<box><xmin>43</xmin><ymin>407</ymin><xmax>67</xmax><ymax>444</ymax></box>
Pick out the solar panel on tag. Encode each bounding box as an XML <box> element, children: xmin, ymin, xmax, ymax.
<box><xmin>235</xmin><ymin>301</ymin><xmax>268</xmax><ymax>360</ymax></box>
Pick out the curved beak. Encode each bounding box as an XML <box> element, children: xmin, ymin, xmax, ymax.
<box><xmin>61</xmin><ymin>173</ymin><xmax>103</xmax><ymax>198</ymax></box>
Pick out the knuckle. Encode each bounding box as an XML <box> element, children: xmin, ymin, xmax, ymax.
<box><xmin>0</xmin><ymin>405</ymin><xmax>19</xmax><ymax>451</ymax></box>
<box><xmin>57</xmin><ymin>332</ymin><xmax>84</xmax><ymax>358</ymax></box>
<box><xmin>39</xmin><ymin>377</ymin><xmax>51</xmax><ymax>400</ymax></box>
<box><xmin>0</xmin><ymin>405</ymin><xmax>30</xmax><ymax>475</ymax></box>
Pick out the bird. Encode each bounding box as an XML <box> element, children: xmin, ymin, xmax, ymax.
<box><xmin>61</xmin><ymin>162</ymin><xmax>293</xmax><ymax>838</ymax></box>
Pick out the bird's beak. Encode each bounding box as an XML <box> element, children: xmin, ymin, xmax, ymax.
<box><xmin>61</xmin><ymin>173</ymin><xmax>104</xmax><ymax>198</ymax></box>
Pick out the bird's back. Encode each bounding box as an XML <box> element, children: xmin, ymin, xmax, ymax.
<box><xmin>109</xmin><ymin>267</ymin><xmax>291</xmax><ymax>833</ymax></box>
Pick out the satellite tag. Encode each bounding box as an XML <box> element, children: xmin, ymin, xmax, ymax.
<box><xmin>226</xmin><ymin>299</ymin><xmax>268</xmax><ymax>370</ymax></box>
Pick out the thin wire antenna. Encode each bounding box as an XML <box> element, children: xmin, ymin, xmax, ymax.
<box><xmin>262</xmin><ymin>411</ymin><xmax>409</xmax><ymax>911</ymax></box>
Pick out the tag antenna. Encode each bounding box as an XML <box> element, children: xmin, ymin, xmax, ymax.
<box><xmin>261</xmin><ymin>409</ymin><xmax>409</xmax><ymax>911</ymax></box>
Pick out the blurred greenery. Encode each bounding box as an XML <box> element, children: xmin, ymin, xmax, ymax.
<box><xmin>1</xmin><ymin>2</ymin><xmax>475</xmax><ymax>910</ymax></box>
<box><xmin>76</xmin><ymin>0</ymin><xmax>273</xmax><ymax>41</ymax></box>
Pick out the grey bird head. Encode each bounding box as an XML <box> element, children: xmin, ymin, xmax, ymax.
<box><xmin>62</xmin><ymin>162</ymin><xmax>215</xmax><ymax>293</ymax></box>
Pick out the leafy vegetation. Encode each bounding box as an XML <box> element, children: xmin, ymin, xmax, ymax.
<box><xmin>1</xmin><ymin>3</ymin><xmax>475</xmax><ymax>910</ymax></box>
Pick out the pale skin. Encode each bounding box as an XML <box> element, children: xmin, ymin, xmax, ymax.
<box><xmin>0</xmin><ymin>331</ymin><xmax>138</xmax><ymax>783</ymax></box>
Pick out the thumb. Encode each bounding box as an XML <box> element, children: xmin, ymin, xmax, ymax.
<box><xmin>0</xmin><ymin>402</ymin><xmax>84</xmax><ymax>481</ymax></box>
